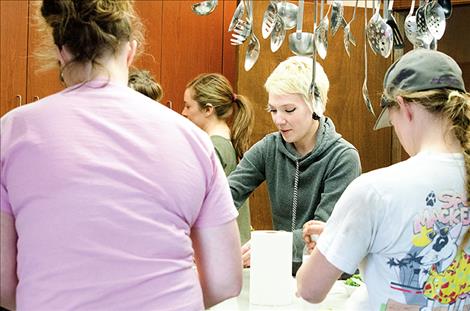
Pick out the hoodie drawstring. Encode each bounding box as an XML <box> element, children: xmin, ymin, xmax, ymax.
<box><xmin>291</xmin><ymin>160</ymin><xmax>300</xmax><ymax>232</ymax></box>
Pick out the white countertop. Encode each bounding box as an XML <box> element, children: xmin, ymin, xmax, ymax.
<box><xmin>210</xmin><ymin>268</ymin><xmax>366</xmax><ymax>310</ymax></box>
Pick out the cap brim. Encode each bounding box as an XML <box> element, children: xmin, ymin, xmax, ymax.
<box><xmin>373</xmin><ymin>107</ymin><xmax>391</xmax><ymax>130</ymax></box>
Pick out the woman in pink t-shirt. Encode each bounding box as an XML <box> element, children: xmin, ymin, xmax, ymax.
<box><xmin>0</xmin><ymin>1</ymin><xmax>242</xmax><ymax>310</ymax></box>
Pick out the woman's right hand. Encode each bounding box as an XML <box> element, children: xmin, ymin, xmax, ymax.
<box><xmin>241</xmin><ymin>240</ymin><xmax>251</xmax><ymax>268</ymax></box>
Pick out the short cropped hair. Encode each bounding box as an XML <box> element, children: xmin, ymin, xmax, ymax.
<box><xmin>264</xmin><ymin>56</ymin><xmax>329</xmax><ymax>116</ymax></box>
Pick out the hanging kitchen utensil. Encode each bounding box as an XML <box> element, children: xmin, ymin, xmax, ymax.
<box><xmin>308</xmin><ymin>0</ymin><xmax>318</xmax><ymax>99</ymax></box>
<box><xmin>315</xmin><ymin>0</ymin><xmax>330</xmax><ymax>60</ymax></box>
<box><xmin>384</xmin><ymin>0</ymin><xmax>404</xmax><ymax>49</ymax></box>
<box><xmin>363</xmin><ymin>0</ymin><xmax>375</xmax><ymax>116</ymax></box>
<box><xmin>244</xmin><ymin>0</ymin><xmax>260</xmax><ymax>71</ymax></box>
<box><xmin>438</xmin><ymin>0</ymin><xmax>452</xmax><ymax>18</ymax></box>
<box><xmin>288</xmin><ymin>0</ymin><xmax>314</xmax><ymax>56</ymax></box>
<box><xmin>424</xmin><ymin>0</ymin><xmax>446</xmax><ymax>40</ymax></box>
<box><xmin>330</xmin><ymin>1</ymin><xmax>344</xmax><ymax>37</ymax></box>
<box><xmin>404</xmin><ymin>0</ymin><xmax>419</xmax><ymax>47</ymax></box>
<box><xmin>228</xmin><ymin>0</ymin><xmax>245</xmax><ymax>31</ymax></box>
<box><xmin>277</xmin><ymin>0</ymin><xmax>298</xmax><ymax>30</ymax></box>
<box><xmin>261</xmin><ymin>2</ymin><xmax>278</xmax><ymax>39</ymax></box>
<box><xmin>230</xmin><ymin>19</ymin><xmax>252</xmax><ymax>45</ymax></box>
<box><xmin>271</xmin><ymin>15</ymin><xmax>286</xmax><ymax>52</ymax></box>
<box><xmin>343</xmin><ymin>0</ymin><xmax>358</xmax><ymax>57</ymax></box>
<box><xmin>192</xmin><ymin>0</ymin><xmax>218</xmax><ymax>16</ymax></box>
<box><xmin>415</xmin><ymin>0</ymin><xmax>434</xmax><ymax>48</ymax></box>
<box><xmin>366</xmin><ymin>0</ymin><xmax>393</xmax><ymax>58</ymax></box>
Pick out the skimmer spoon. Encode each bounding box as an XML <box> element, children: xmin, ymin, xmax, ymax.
<box><xmin>404</xmin><ymin>0</ymin><xmax>419</xmax><ymax>46</ymax></box>
<box><xmin>415</xmin><ymin>0</ymin><xmax>434</xmax><ymax>48</ymax></box>
<box><xmin>366</xmin><ymin>0</ymin><xmax>393</xmax><ymax>58</ymax></box>
<box><xmin>424</xmin><ymin>0</ymin><xmax>446</xmax><ymax>40</ymax></box>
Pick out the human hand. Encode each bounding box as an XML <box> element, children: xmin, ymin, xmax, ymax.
<box><xmin>302</xmin><ymin>220</ymin><xmax>326</xmax><ymax>254</ymax></box>
<box><xmin>241</xmin><ymin>240</ymin><xmax>251</xmax><ymax>268</ymax></box>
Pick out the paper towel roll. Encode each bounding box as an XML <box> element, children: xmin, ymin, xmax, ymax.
<box><xmin>249</xmin><ymin>230</ymin><xmax>293</xmax><ymax>306</ymax></box>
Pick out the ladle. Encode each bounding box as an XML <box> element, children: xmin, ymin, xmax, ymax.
<box><xmin>192</xmin><ymin>0</ymin><xmax>218</xmax><ymax>16</ymax></box>
<box><xmin>315</xmin><ymin>0</ymin><xmax>330</xmax><ymax>59</ymax></box>
<box><xmin>343</xmin><ymin>0</ymin><xmax>358</xmax><ymax>57</ymax></box>
<box><xmin>288</xmin><ymin>0</ymin><xmax>314</xmax><ymax>56</ymax></box>
<box><xmin>363</xmin><ymin>0</ymin><xmax>375</xmax><ymax>116</ymax></box>
<box><xmin>277</xmin><ymin>0</ymin><xmax>298</xmax><ymax>30</ymax></box>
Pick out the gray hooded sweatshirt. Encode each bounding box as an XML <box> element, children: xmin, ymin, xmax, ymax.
<box><xmin>228</xmin><ymin>117</ymin><xmax>361</xmax><ymax>262</ymax></box>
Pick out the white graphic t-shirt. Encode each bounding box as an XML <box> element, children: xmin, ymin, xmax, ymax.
<box><xmin>317</xmin><ymin>151</ymin><xmax>469</xmax><ymax>310</ymax></box>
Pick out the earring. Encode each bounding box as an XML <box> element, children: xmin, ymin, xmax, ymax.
<box><xmin>312</xmin><ymin>112</ymin><xmax>320</xmax><ymax>120</ymax></box>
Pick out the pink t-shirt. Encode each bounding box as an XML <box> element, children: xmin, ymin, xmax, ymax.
<box><xmin>0</xmin><ymin>80</ymin><xmax>238</xmax><ymax>310</ymax></box>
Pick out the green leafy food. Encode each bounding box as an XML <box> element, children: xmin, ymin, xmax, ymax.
<box><xmin>344</xmin><ymin>274</ymin><xmax>362</xmax><ymax>287</ymax></box>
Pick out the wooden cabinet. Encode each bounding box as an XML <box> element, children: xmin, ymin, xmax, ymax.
<box><xmin>239</xmin><ymin>1</ymin><xmax>470</xmax><ymax>230</ymax></box>
<box><xmin>1</xmin><ymin>0</ymin><xmax>236</xmax><ymax>117</ymax></box>
<box><xmin>0</xmin><ymin>1</ymin><xmax>29</xmax><ymax>116</ymax></box>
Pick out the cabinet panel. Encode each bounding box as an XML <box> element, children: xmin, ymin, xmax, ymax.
<box><xmin>26</xmin><ymin>0</ymin><xmax>63</xmax><ymax>104</ymax></box>
<box><xmin>133</xmin><ymin>0</ymin><xmax>163</xmax><ymax>83</ymax></box>
<box><xmin>1</xmin><ymin>0</ymin><xmax>28</xmax><ymax>116</ymax></box>
<box><xmin>237</xmin><ymin>2</ymin><xmax>393</xmax><ymax>230</ymax></box>
<box><xmin>160</xmin><ymin>0</ymin><xmax>226</xmax><ymax>113</ymax></box>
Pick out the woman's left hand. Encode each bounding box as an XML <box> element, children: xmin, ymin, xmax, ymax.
<box><xmin>302</xmin><ymin>220</ymin><xmax>326</xmax><ymax>254</ymax></box>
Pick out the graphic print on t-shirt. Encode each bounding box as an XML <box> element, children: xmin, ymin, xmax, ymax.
<box><xmin>385</xmin><ymin>191</ymin><xmax>469</xmax><ymax>311</ymax></box>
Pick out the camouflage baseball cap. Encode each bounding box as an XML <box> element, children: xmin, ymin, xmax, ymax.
<box><xmin>374</xmin><ymin>49</ymin><xmax>466</xmax><ymax>130</ymax></box>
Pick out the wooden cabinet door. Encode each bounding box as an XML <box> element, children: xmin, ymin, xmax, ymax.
<box><xmin>133</xmin><ymin>0</ymin><xmax>163</xmax><ymax>84</ymax></box>
<box><xmin>160</xmin><ymin>0</ymin><xmax>230</xmax><ymax>113</ymax></box>
<box><xmin>26</xmin><ymin>0</ymin><xmax>63</xmax><ymax>104</ymax></box>
<box><xmin>1</xmin><ymin>0</ymin><xmax>28</xmax><ymax>116</ymax></box>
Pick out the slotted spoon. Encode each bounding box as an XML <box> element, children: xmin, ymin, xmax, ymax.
<box><xmin>366</xmin><ymin>0</ymin><xmax>393</xmax><ymax>58</ymax></box>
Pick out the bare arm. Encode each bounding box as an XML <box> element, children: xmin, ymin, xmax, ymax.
<box><xmin>296</xmin><ymin>247</ymin><xmax>342</xmax><ymax>304</ymax></box>
<box><xmin>1</xmin><ymin>212</ymin><xmax>18</xmax><ymax>310</ymax></box>
<box><xmin>191</xmin><ymin>220</ymin><xmax>243</xmax><ymax>309</ymax></box>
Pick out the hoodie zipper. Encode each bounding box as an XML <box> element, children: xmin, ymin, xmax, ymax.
<box><xmin>291</xmin><ymin>160</ymin><xmax>300</xmax><ymax>232</ymax></box>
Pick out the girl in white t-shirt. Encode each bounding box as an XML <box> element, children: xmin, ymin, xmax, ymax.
<box><xmin>297</xmin><ymin>49</ymin><xmax>470</xmax><ymax>310</ymax></box>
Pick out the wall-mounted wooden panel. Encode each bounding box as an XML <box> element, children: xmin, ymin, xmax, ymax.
<box><xmin>161</xmin><ymin>0</ymin><xmax>227</xmax><ymax>113</ymax></box>
<box><xmin>0</xmin><ymin>0</ymin><xmax>28</xmax><ymax>116</ymax></box>
<box><xmin>394</xmin><ymin>0</ymin><xmax>470</xmax><ymax>11</ymax></box>
<box><xmin>133</xmin><ymin>1</ymin><xmax>163</xmax><ymax>83</ymax></box>
<box><xmin>26</xmin><ymin>1</ymin><xmax>63</xmax><ymax>104</ymax></box>
<box><xmin>237</xmin><ymin>1</ymin><xmax>393</xmax><ymax>230</ymax></box>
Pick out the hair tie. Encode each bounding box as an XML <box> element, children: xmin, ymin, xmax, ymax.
<box><xmin>232</xmin><ymin>93</ymin><xmax>237</xmax><ymax>102</ymax></box>
<box><xmin>312</xmin><ymin>112</ymin><xmax>320</xmax><ymax>120</ymax></box>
